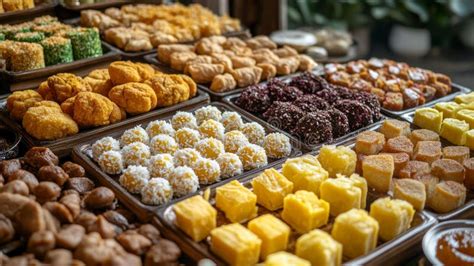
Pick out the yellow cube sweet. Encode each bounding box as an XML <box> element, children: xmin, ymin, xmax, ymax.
<box><xmin>355</xmin><ymin>131</ymin><xmax>386</xmax><ymax>155</ymax></box>
<box><xmin>440</xmin><ymin>118</ymin><xmax>469</xmax><ymax>145</ymax></box>
<box><xmin>216</xmin><ymin>180</ymin><xmax>258</xmax><ymax>223</ymax></box>
<box><xmin>362</xmin><ymin>154</ymin><xmax>394</xmax><ymax>193</ymax></box>
<box><xmin>466</xmin><ymin>129</ymin><xmax>474</xmax><ymax>150</ymax></box>
<box><xmin>281</xmin><ymin>190</ymin><xmax>329</xmax><ymax>233</ymax></box>
<box><xmin>282</xmin><ymin>155</ymin><xmax>328</xmax><ymax>196</ymax></box>
<box><xmin>379</xmin><ymin>119</ymin><xmax>411</xmax><ymax>139</ymax></box>
<box><xmin>318</xmin><ymin>145</ymin><xmax>357</xmax><ymax>178</ymax></box>
<box><xmin>331</xmin><ymin>209</ymin><xmax>379</xmax><ymax>259</ymax></box>
<box><xmin>320</xmin><ymin>176</ymin><xmax>362</xmax><ymax>216</ymax></box>
<box><xmin>265</xmin><ymin>252</ymin><xmax>310</xmax><ymax>266</ymax></box>
<box><xmin>435</xmin><ymin>102</ymin><xmax>461</xmax><ymax>119</ymax></box>
<box><xmin>393</xmin><ymin>178</ymin><xmax>426</xmax><ymax>211</ymax></box>
<box><xmin>296</xmin><ymin>229</ymin><xmax>342</xmax><ymax>266</ymax></box>
<box><xmin>248</xmin><ymin>214</ymin><xmax>290</xmax><ymax>260</ymax></box>
<box><xmin>210</xmin><ymin>223</ymin><xmax>262</xmax><ymax>266</ymax></box>
<box><xmin>251</xmin><ymin>168</ymin><xmax>294</xmax><ymax>211</ymax></box>
<box><xmin>349</xmin><ymin>174</ymin><xmax>368</xmax><ymax>209</ymax></box>
<box><xmin>414</xmin><ymin>108</ymin><xmax>443</xmax><ymax>133</ymax></box>
<box><xmin>455</xmin><ymin>92</ymin><xmax>474</xmax><ymax>104</ymax></box>
<box><xmin>456</xmin><ymin>109</ymin><xmax>474</xmax><ymax>128</ymax></box>
<box><xmin>173</xmin><ymin>195</ymin><xmax>217</xmax><ymax>242</ymax></box>
<box><xmin>369</xmin><ymin>197</ymin><xmax>415</xmax><ymax>241</ymax></box>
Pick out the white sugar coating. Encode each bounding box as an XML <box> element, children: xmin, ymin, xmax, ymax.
<box><xmin>194</xmin><ymin>137</ymin><xmax>225</xmax><ymax>159</ymax></box>
<box><xmin>264</xmin><ymin>133</ymin><xmax>292</xmax><ymax>159</ymax></box>
<box><xmin>148</xmin><ymin>154</ymin><xmax>174</xmax><ymax>179</ymax></box>
<box><xmin>198</xmin><ymin>119</ymin><xmax>225</xmax><ymax>140</ymax></box>
<box><xmin>192</xmin><ymin>158</ymin><xmax>221</xmax><ymax>185</ymax></box>
<box><xmin>195</xmin><ymin>106</ymin><xmax>222</xmax><ymax>125</ymax></box>
<box><xmin>98</xmin><ymin>150</ymin><xmax>123</xmax><ymax>175</ymax></box>
<box><xmin>216</xmin><ymin>153</ymin><xmax>243</xmax><ymax>178</ymax></box>
<box><xmin>221</xmin><ymin>111</ymin><xmax>244</xmax><ymax>132</ymax></box>
<box><xmin>237</xmin><ymin>143</ymin><xmax>268</xmax><ymax>170</ymax></box>
<box><xmin>173</xmin><ymin>148</ymin><xmax>202</xmax><ymax>167</ymax></box>
<box><xmin>92</xmin><ymin>137</ymin><xmax>120</xmax><ymax>162</ymax></box>
<box><xmin>121</xmin><ymin>126</ymin><xmax>149</xmax><ymax>146</ymax></box>
<box><xmin>146</xmin><ymin>120</ymin><xmax>175</xmax><ymax>138</ymax></box>
<box><xmin>241</xmin><ymin>122</ymin><xmax>265</xmax><ymax>146</ymax></box>
<box><xmin>149</xmin><ymin>134</ymin><xmax>179</xmax><ymax>155</ymax></box>
<box><xmin>141</xmin><ymin>177</ymin><xmax>173</xmax><ymax>205</ymax></box>
<box><xmin>119</xmin><ymin>165</ymin><xmax>150</xmax><ymax>194</ymax></box>
<box><xmin>175</xmin><ymin>128</ymin><xmax>201</xmax><ymax>148</ymax></box>
<box><xmin>224</xmin><ymin>130</ymin><xmax>249</xmax><ymax>153</ymax></box>
<box><xmin>169</xmin><ymin>166</ymin><xmax>199</xmax><ymax>197</ymax></box>
<box><xmin>122</xmin><ymin>142</ymin><xmax>151</xmax><ymax>167</ymax></box>
<box><xmin>171</xmin><ymin>111</ymin><xmax>197</xmax><ymax>130</ymax></box>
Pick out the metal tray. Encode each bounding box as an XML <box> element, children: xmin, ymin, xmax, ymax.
<box><xmin>71</xmin><ymin>102</ymin><xmax>302</xmax><ymax>221</ymax></box>
<box><xmin>59</xmin><ymin>0</ymin><xmax>134</xmax><ymax>11</ymax></box>
<box><xmin>224</xmin><ymin>93</ymin><xmax>388</xmax><ymax>152</ymax></box>
<box><xmin>0</xmin><ymin>88</ymin><xmax>210</xmax><ymax>158</ymax></box>
<box><xmin>0</xmin><ymin>0</ymin><xmax>58</xmax><ymax>24</ymax></box>
<box><xmin>157</xmin><ymin>164</ymin><xmax>437</xmax><ymax>265</ymax></box>
<box><xmin>0</xmin><ymin>43</ymin><xmax>121</xmax><ymax>92</ymax></box>
<box><xmin>336</xmin><ymin>120</ymin><xmax>474</xmax><ymax>222</ymax></box>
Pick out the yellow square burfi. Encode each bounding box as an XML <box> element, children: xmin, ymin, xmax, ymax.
<box><xmin>282</xmin><ymin>155</ymin><xmax>328</xmax><ymax>196</ymax></box>
<box><xmin>369</xmin><ymin>197</ymin><xmax>415</xmax><ymax>241</ymax></box>
<box><xmin>320</xmin><ymin>176</ymin><xmax>362</xmax><ymax>216</ymax></box>
<box><xmin>414</xmin><ymin>108</ymin><xmax>443</xmax><ymax>133</ymax></box>
<box><xmin>296</xmin><ymin>229</ymin><xmax>342</xmax><ymax>266</ymax></box>
<box><xmin>379</xmin><ymin>119</ymin><xmax>411</xmax><ymax>139</ymax></box>
<box><xmin>362</xmin><ymin>154</ymin><xmax>394</xmax><ymax>193</ymax></box>
<box><xmin>455</xmin><ymin>92</ymin><xmax>474</xmax><ymax>104</ymax></box>
<box><xmin>318</xmin><ymin>145</ymin><xmax>357</xmax><ymax>178</ymax></box>
<box><xmin>349</xmin><ymin>174</ymin><xmax>368</xmax><ymax>209</ymax></box>
<box><xmin>265</xmin><ymin>252</ymin><xmax>310</xmax><ymax>266</ymax></box>
<box><xmin>173</xmin><ymin>195</ymin><xmax>217</xmax><ymax>242</ymax></box>
<box><xmin>331</xmin><ymin>209</ymin><xmax>379</xmax><ymax>259</ymax></box>
<box><xmin>440</xmin><ymin>118</ymin><xmax>469</xmax><ymax>145</ymax></box>
<box><xmin>466</xmin><ymin>130</ymin><xmax>474</xmax><ymax>150</ymax></box>
<box><xmin>251</xmin><ymin>168</ymin><xmax>293</xmax><ymax>211</ymax></box>
<box><xmin>435</xmin><ymin>102</ymin><xmax>461</xmax><ymax>119</ymax></box>
<box><xmin>210</xmin><ymin>223</ymin><xmax>262</xmax><ymax>266</ymax></box>
<box><xmin>456</xmin><ymin>109</ymin><xmax>474</xmax><ymax>128</ymax></box>
<box><xmin>248</xmin><ymin>214</ymin><xmax>290</xmax><ymax>260</ymax></box>
<box><xmin>393</xmin><ymin>178</ymin><xmax>426</xmax><ymax>211</ymax></box>
<box><xmin>281</xmin><ymin>190</ymin><xmax>329</xmax><ymax>233</ymax></box>
<box><xmin>216</xmin><ymin>180</ymin><xmax>258</xmax><ymax>223</ymax></box>
<box><xmin>355</xmin><ymin>131</ymin><xmax>386</xmax><ymax>155</ymax></box>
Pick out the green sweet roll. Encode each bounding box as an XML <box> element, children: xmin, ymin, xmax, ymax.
<box><xmin>0</xmin><ymin>33</ymin><xmax>4</xmax><ymax>42</ymax></box>
<box><xmin>13</xmin><ymin>32</ymin><xmax>45</xmax><ymax>43</ymax></box>
<box><xmin>67</xmin><ymin>27</ymin><xmax>103</xmax><ymax>60</ymax></box>
<box><xmin>32</xmin><ymin>23</ymin><xmax>72</xmax><ymax>37</ymax></box>
<box><xmin>32</xmin><ymin>15</ymin><xmax>59</xmax><ymax>26</ymax></box>
<box><xmin>1</xmin><ymin>25</ymin><xmax>31</xmax><ymax>40</ymax></box>
<box><xmin>41</xmin><ymin>36</ymin><xmax>74</xmax><ymax>66</ymax></box>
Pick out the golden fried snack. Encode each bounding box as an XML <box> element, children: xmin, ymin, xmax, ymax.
<box><xmin>231</xmin><ymin>56</ymin><xmax>256</xmax><ymax>68</ymax></box>
<box><xmin>7</xmin><ymin>90</ymin><xmax>43</xmax><ymax>121</ymax></box>
<box><xmin>187</xmin><ymin>63</ymin><xmax>225</xmax><ymax>84</ymax></box>
<box><xmin>179</xmin><ymin>75</ymin><xmax>197</xmax><ymax>97</ymax></box>
<box><xmin>223</xmin><ymin>37</ymin><xmax>246</xmax><ymax>50</ymax></box>
<box><xmin>146</xmin><ymin>74</ymin><xmax>192</xmax><ymax>107</ymax></box>
<box><xmin>298</xmin><ymin>55</ymin><xmax>318</xmax><ymax>71</ymax></box>
<box><xmin>170</xmin><ymin>51</ymin><xmax>197</xmax><ymax>72</ymax></box>
<box><xmin>245</xmin><ymin>36</ymin><xmax>277</xmax><ymax>50</ymax></box>
<box><xmin>276</xmin><ymin>56</ymin><xmax>300</xmax><ymax>75</ymax></box>
<box><xmin>37</xmin><ymin>81</ymin><xmax>55</xmax><ymax>101</ymax></box>
<box><xmin>251</xmin><ymin>49</ymin><xmax>279</xmax><ymax>65</ymax></box>
<box><xmin>210</xmin><ymin>73</ymin><xmax>237</xmax><ymax>92</ymax></box>
<box><xmin>231</xmin><ymin>66</ymin><xmax>262</xmax><ymax>87</ymax></box>
<box><xmin>274</xmin><ymin>46</ymin><xmax>298</xmax><ymax>58</ymax></box>
<box><xmin>257</xmin><ymin>63</ymin><xmax>277</xmax><ymax>80</ymax></box>
<box><xmin>211</xmin><ymin>53</ymin><xmax>232</xmax><ymax>72</ymax></box>
<box><xmin>34</xmin><ymin>100</ymin><xmax>61</xmax><ymax>109</ymax></box>
<box><xmin>108</xmin><ymin>82</ymin><xmax>157</xmax><ymax>114</ymax></box>
<box><xmin>150</xmin><ymin>32</ymin><xmax>178</xmax><ymax>47</ymax></box>
<box><xmin>47</xmin><ymin>73</ymin><xmax>92</xmax><ymax>103</ymax></box>
<box><xmin>206</xmin><ymin>36</ymin><xmax>227</xmax><ymax>45</ymax></box>
<box><xmin>108</xmin><ymin>61</ymin><xmax>155</xmax><ymax>85</ymax></box>
<box><xmin>184</xmin><ymin>55</ymin><xmax>213</xmax><ymax>74</ymax></box>
<box><xmin>3</xmin><ymin>0</ymin><xmax>22</xmax><ymax>11</ymax></box>
<box><xmin>157</xmin><ymin>44</ymin><xmax>194</xmax><ymax>64</ymax></box>
<box><xmin>195</xmin><ymin>38</ymin><xmax>224</xmax><ymax>55</ymax></box>
<box><xmin>84</xmin><ymin>69</ymin><xmax>113</xmax><ymax>96</ymax></box>
<box><xmin>23</xmin><ymin>106</ymin><xmax>79</xmax><ymax>140</ymax></box>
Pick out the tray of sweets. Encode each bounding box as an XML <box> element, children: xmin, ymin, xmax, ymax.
<box><xmin>0</xmin><ymin>0</ymin><xmax>57</xmax><ymax>24</ymax></box>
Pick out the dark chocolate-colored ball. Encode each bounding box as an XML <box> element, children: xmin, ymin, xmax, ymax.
<box><xmin>333</xmin><ymin>99</ymin><xmax>374</xmax><ymax>131</ymax></box>
<box><xmin>293</xmin><ymin>111</ymin><xmax>333</xmax><ymax>145</ymax></box>
<box><xmin>235</xmin><ymin>84</ymin><xmax>271</xmax><ymax>113</ymax></box>
<box><xmin>293</xmin><ymin>95</ymin><xmax>330</xmax><ymax>112</ymax></box>
<box><xmin>327</xmin><ymin>108</ymin><xmax>350</xmax><ymax>138</ymax></box>
<box><xmin>263</xmin><ymin>101</ymin><xmax>304</xmax><ymax>132</ymax></box>
<box><xmin>289</xmin><ymin>71</ymin><xmax>329</xmax><ymax>94</ymax></box>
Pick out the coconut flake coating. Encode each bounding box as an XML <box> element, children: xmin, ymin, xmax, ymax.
<box><xmin>98</xmin><ymin>150</ymin><xmax>123</xmax><ymax>175</ymax></box>
<box><xmin>169</xmin><ymin>166</ymin><xmax>199</xmax><ymax>197</ymax></box>
<box><xmin>288</xmin><ymin>71</ymin><xmax>329</xmax><ymax>94</ymax></box>
<box><xmin>221</xmin><ymin>111</ymin><xmax>244</xmax><ymax>132</ymax></box>
<box><xmin>216</xmin><ymin>153</ymin><xmax>243</xmax><ymax>178</ymax></box>
<box><xmin>171</xmin><ymin>111</ymin><xmax>198</xmax><ymax>130</ymax></box>
<box><xmin>237</xmin><ymin>143</ymin><xmax>268</xmax><ymax>170</ymax></box>
<box><xmin>293</xmin><ymin>95</ymin><xmax>330</xmax><ymax>113</ymax></box>
<box><xmin>194</xmin><ymin>106</ymin><xmax>222</xmax><ymax>125</ymax></box>
<box><xmin>273</xmin><ymin>86</ymin><xmax>303</xmax><ymax>102</ymax></box>
<box><xmin>175</xmin><ymin>128</ymin><xmax>201</xmax><ymax>148</ymax></box>
<box><xmin>119</xmin><ymin>165</ymin><xmax>150</xmax><ymax>194</ymax></box>
<box><xmin>263</xmin><ymin>101</ymin><xmax>304</xmax><ymax>132</ymax></box>
<box><xmin>149</xmin><ymin>134</ymin><xmax>179</xmax><ymax>155</ymax></box>
<box><xmin>241</xmin><ymin>122</ymin><xmax>266</xmax><ymax>146</ymax></box>
<box><xmin>146</xmin><ymin>120</ymin><xmax>175</xmax><ymax>138</ymax></box>
<box><xmin>333</xmin><ymin>99</ymin><xmax>373</xmax><ymax>131</ymax></box>
<box><xmin>264</xmin><ymin>133</ymin><xmax>292</xmax><ymax>159</ymax></box>
<box><xmin>293</xmin><ymin>111</ymin><xmax>333</xmax><ymax>145</ymax></box>
<box><xmin>333</xmin><ymin>85</ymin><xmax>354</xmax><ymax>99</ymax></box>
<box><xmin>327</xmin><ymin>108</ymin><xmax>350</xmax><ymax>138</ymax></box>
<box><xmin>92</xmin><ymin>136</ymin><xmax>120</xmax><ymax>162</ymax></box>
<box><xmin>122</xmin><ymin>142</ymin><xmax>151</xmax><ymax>167</ymax></box>
<box><xmin>148</xmin><ymin>154</ymin><xmax>174</xmax><ymax>179</ymax></box>
<box><xmin>266</xmin><ymin>78</ymin><xmax>287</xmax><ymax>101</ymax></box>
<box><xmin>173</xmin><ymin>148</ymin><xmax>201</xmax><ymax>167</ymax></box>
<box><xmin>354</xmin><ymin>91</ymin><xmax>382</xmax><ymax>121</ymax></box>
<box><xmin>120</xmin><ymin>126</ymin><xmax>149</xmax><ymax>146</ymax></box>
<box><xmin>141</xmin><ymin>177</ymin><xmax>173</xmax><ymax>205</ymax></box>
<box><xmin>195</xmin><ymin>137</ymin><xmax>225</xmax><ymax>159</ymax></box>
<box><xmin>235</xmin><ymin>84</ymin><xmax>271</xmax><ymax>113</ymax></box>
<box><xmin>192</xmin><ymin>158</ymin><xmax>221</xmax><ymax>184</ymax></box>
<box><xmin>315</xmin><ymin>88</ymin><xmax>340</xmax><ymax>105</ymax></box>
<box><xmin>224</xmin><ymin>130</ymin><xmax>249</xmax><ymax>153</ymax></box>
<box><xmin>198</xmin><ymin>119</ymin><xmax>225</xmax><ymax>140</ymax></box>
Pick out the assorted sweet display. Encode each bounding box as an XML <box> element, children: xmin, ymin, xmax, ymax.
<box><xmin>235</xmin><ymin>71</ymin><xmax>382</xmax><ymax>145</ymax></box>
<box><xmin>157</xmin><ymin>35</ymin><xmax>318</xmax><ymax>92</ymax></box>
<box><xmin>0</xmin><ymin>0</ymin><xmax>37</xmax><ymax>13</ymax></box>
<box><xmin>171</xmin><ymin>152</ymin><xmax>417</xmax><ymax>265</ymax></box>
<box><xmin>0</xmin><ymin>16</ymin><xmax>103</xmax><ymax>72</ymax></box>
<box><xmin>324</xmin><ymin>58</ymin><xmax>452</xmax><ymax>111</ymax></box>
<box><xmin>80</xmin><ymin>3</ymin><xmax>242</xmax><ymax>52</ymax></box>
<box><xmin>89</xmin><ymin>105</ymin><xmax>292</xmax><ymax>206</ymax></box>
<box><xmin>414</xmin><ymin>92</ymin><xmax>474</xmax><ymax>149</ymax></box>
<box><xmin>5</xmin><ymin>61</ymin><xmax>197</xmax><ymax>140</ymax></box>
<box><xmin>0</xmin><ymin>147</ymin><xmax>181</xmax><ymax>265</ymax></box>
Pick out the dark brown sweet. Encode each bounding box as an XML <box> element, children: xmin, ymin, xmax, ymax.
<box><xmin>266</xmin><ymin>78</ymin><xmax>287</xmax><ymax>100</ymax></box>
<box><xmin>263</xmin><ymin>101</ymin><xmax>304</xmax><ymax>132</ymax></box>
<box><xmin>38</xmin><ymin>165</ymin><xmax>69</xmax><ymax>187</ymax></box>
<box><xmin>0</xmin><ymin>159</ymin><xmax>21</xmax><ymax>180</ymax></box>
<box><xmin>333</xmin><ymin>84</ymin><xmax>354</xmax><ymax>99</ymax></box>
<box><xmin>315</xmin><ymin>88</ymin><xmax>340</xmax><ymax>104</ymax></box>
<box><xmin>61</xmin><ymin>162</ymin><xmax>85</xmax><ymax>177</ymax></box>
<box><xmin>24</xmin><ymin>147</ymin><xmax>59</xmax><ymax>169</ymax></box>
<box><xmin>66</xmin><ymin>177</ymin><xmax>95</xmax><ymax>194</ymax></box>
<box><xmin>288</xmin><ymin>71</ymin><xmax>329</xmax><ymax>94</ymax></box>
<box><xmin>293</xmin><ymin>111</ymin><xmax>333</xmax><ymax>145</ymax></box>
<box><xmin>293</xmin><ymin>95</ymin><xmax>329</xmax><ymax>112</ymax></box>
<box><xmin>273</xmin><ymin>86</ymin><xmax>303</xmax><ymax>102</ymax></box>
<box><xmin>354</xmin><ymin>91</ymin><xmax>382</xmax><ymax>121</ymax></box>
<box><xmin>327</xmin><ymin>108</ymin><xmax>349</xmax><ymax>138</ymax></box>
<box><xmin>333</xmin><ymin>99</ymin><xmax>373</xmax><ymax>131</ymax></box>
<box><xmin>144</xmin><ymin>239</ymin><xmax>181</xmax><ymax>266</ymax></box>
<box><xmin>235</xmin><ymin>84</ymin><xmax>271</xmax><ymax>113</ymax></box>
<box><xmin>83</xmin><ymin>187</ymin><xmax>115</xmax><ymax>209</ymax></box>
<box><xmin>8</xmin><ymin>169</ymin><xmax>38</xmax><ymax>191</ymax></box>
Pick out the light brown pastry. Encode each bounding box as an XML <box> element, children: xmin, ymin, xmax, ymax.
<box><xmin>23</xmin><ymin>0</ymin><xmax>35</xmax><ymax>9</ymax></box>
<box><xmin>298</xmin><ymin>55</ymin><xmax>318</xmax><ymax>71</ymax></box>
<box><xmin>125</xmin><ymin>38</ymin><xmax>153</xmax><ymax>52</ymax></box>
<box><xmin>37</xmin><ymin>81</ymin><xmax>55</xmax><ymax>101</ymax></box>
<box><xmin>84</xmin><ymin>69</ymin><xmax>113</xmax><ymax>96</ymax></box>
<box><xmin>23</xmin><ymin>106</ymin><xmax>79</xmax><ymax>140</ymax></box>
<box><xmin>47</xmin><ymin>73</ymin><xmax>92</xmax><ymax>103</ymax></box>
<box><xmin>257</xmin><ymin>63</ymin><xmax>277</xmax><ymax>80</ymax></box>
<box><xmin>170</xmin><ymin>51</ymin><xmax>197</xmax><ymax>72</ymax></box>
<box><xmin>274</xmin><ymin>46</ymin><xmax>298</xmax><ymax>58</ymax></box>
<box><xmin>428</xmin><ymin>181</ymin><xmax>466</xmax><ymax>213</ymax></box>
<box><xmin>7</xmin><ymin>90</ymin><xmax>43</xmax><ymax>120</ymax></box>
<box><xmin>157</xmin><ymin>44</ymin><xmax>194</xmax><ymax>64</ymax></box>
<box><xmin>108</xmin><ymin>82</ymin><xmax>157</xmax><ymax>114</ymax></box>
<box><xmin>211</xmin><ymin>53</ymin><xmax>233</xmax><ymax>72</ymax></box>
<box><xmin>146</xmin><ymin>74</ymin><xmax>193</xmax><ymax>106</ymax></box>
<box><xmin>108</xmin><ymin>61</ymin><xmax>155</xmax><ymax>85</ymax></box>
<box><xmin>276</xmin><ymin>57</ymin><xmax>300</xmax><ymax>75</ymax></box>
<box><xmin>245</xmin><ymin>35</ymin><xmax>277</xmax><ymax>50</ymax></box>
<box><xmin>150</xmin><ymin>32</ymin><xmax>178</xmax><ymax>47</ymax></box>
<box><xmin>223</xmin><ymin>37</ymin><xmax>246</xmax><ymax>50</ymax></box>
<box><xmin>184</xmin><ymin>55</ymin><xmax>213</xmax><ymax>74</ymax></box>
<box><xmin>231</xmin><ymin>56</ymin><xmax>256</xmax><ymax>68</ymax></box>
<box><xmin>187</xmin><ymin>63</ymin><xmax>225</xmax><ymax>84</ymax></box>
<box><xmin>3</xmin><ymin>0</ymin><xmax>23</xmax><ymax>11</ymax></box>
<box><xmin>195</xmin><ymin>38</ymin><xmax>224</xmax><ymax>55</ymax></box>
<box><xmin>210</xmin><ymin>73</ymin><xmax>237</xmax><ymax>92</ymax></box>
<box><xmin>230</xmin><ymin>66</ymin><xmax>262</xmax><ymax>87</ymax></box>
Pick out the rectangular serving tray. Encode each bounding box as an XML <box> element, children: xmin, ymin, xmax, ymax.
<box><xmin>156</xmin><ymin>163</ymin><xmax>437</xmax><ymax>265</ymax></box>
<box><xmin>71</xmin><ymin>102</ymin><xmax>302</xmax><ymax>221</ymax></box>
<box><xmin>0</xmin><ymin>0</ymin><xmax>58</xmax><ymax>24</ymax></box>
<box><xmin>59</xmin><ymin>0</ymin><xmax>134</xmax><ymax>11</ymax></box>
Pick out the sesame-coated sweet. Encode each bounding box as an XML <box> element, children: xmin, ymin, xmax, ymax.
<box><xmin>195</xmin><ymin>137</ymin><xmax>225</xmax><ymax>159</ymax></box>
<box><xmin>171</xmin><ymin>111</ymin><xmax>198</xmax><ymax>130</ymax></box>
<box><xmin>199</xmin><ymin>119</ymin><xmax>225</xmax><ymax>140</ymax></box>
<box><xmin>221</xmin><ymin>111</ymin><xmax>244</xmax><ymax>132</ymax></box>
<box><xmin>169</xmin><ymin>166</ymin><xmax>199</xmax><ymax>197</ymax></box>
<box><xmin>334</xmin><ymin>99</ymin><xmax>373</xmax><ymax>131</ymax></box>
<box><xmin>122</xmin><ymin>142</ymin><xmax>151</xmax><ymax>167</ymax></box>
<box><xmin>98</xmin><ymin>150</ymin><xmax>123</xmax><ymax>175</ymax></box>
<box><xmin>267</xmin><ymin>78</ymin><xmax>287</xmax><ymax>100</ymax></box>
<box><xmin>10</xmin><ymin>42</ymin><xmax>45</xmax><ymax>71</ymax></box>
<box><xmin>327</xmin><ymin>108</ymin><xmax>350</xmax><ymax>138</ymax></box>
<box><xmin>241</xmin><ymin>122</ymin><xmax>266</xmax><ymax>146</ymax></box>
<box><xmin>293</xmin><ymin>95</ymin><xmax>330</xmax><ymax>113</ymax></box>
<box><xmin>119</xmin><ymin>165</ymin><xmax>150</xmax><ymax>194</ymax></box>
<box><xmin>92</xmin><ymin>136</ymin><xmax>120</xmax><ymax>162</ymax></box>
<box><xmin>216</xmin><ymin>153</ymin><xmax>243</xmax><ymax>178</ymax></box>
<box><xmin>175</xmin><ymin>128</ymin><xmax>201</xmax><ymax>148</ymax></box>
<box><xmin>41</xmin><ymin>36</ymin><xmax>73</xmax><ymax>66</ymax></box>
<box><xmin>355</xmin><ymin>92</ymin><xmax>382</xmax><ymax>121</ymax></box>
<box><xmin>288</xmin><ymin>71</ymin><xmax>329</xmax><ymax>94</ymax></box>
<box><xmin>333</xmin><ymin>84</ymin><xmax>354</xmax><ymax>99</ymax></box>
<box><xmin>224</xmin><ymin>130</ymin><xmax>249</xmax><ymax>153</ymax></box>
<box><xmin>293</xmin><ymin>111</ymin><xmax>333</xmax><ymax>144</ymax></box>
<box><xmin>148</xmin><ymin>154</ymin><xmax>174</xmax><ymax>179</ymax></box>
<box><xmin>149</xmin><ymin>134</ymin><xmax>179</xmax><ymax>155</ymax></box>
<box><xmin>315</xmin><ymin>88</ymin><xmax>340</xmax><ymax>104</ymax></box>
<box><xmin>146</xmin><ymin>120</ymin><xmax>175</xmax><ymax>138</ymax></box>
<box><xmin>192</xmin><ymin>158</ymin><xmax>221</xmax><ymax>184</ymax></box>
<box><xmin>235</xmin><ymin>84</ymin><xmax>271</xmax><ymax>113</ymax></box>
<box><xmin>141</xmin><ymin>178</ymin><xmax>173</xmax><ymax>205</ymax></box>
<box><xmin>264</xmin><ymin>133</ymin><xmax>292</xmax><ymax>158</ymax></box>
<box><xmin>195</xmin><ymin>106</ymin><xmax>222</xmax><ymax>125</ymax></box>
<box><xmin>237</xmin><ymin>143</ymin><xmax>268</xmax><ymax>170</ymax></box>
<box><xmin>13</xmin><ymin>32</ymin><xmax>45</xmax><ymax>43</ymax></box>
<box><xmin>263</xmin><ymin>102</ymin><xmax>303</xmax><ymax>132</ymax></box>
<box><xmin>173</xmin><ymin>148</ymin><xmax>202</xmax><ymax>167</ymax></box>
<box><xmin>273</xmin><ymin>86</ymin><xmax>303</xmax><ymax>102</ymax></box>
<box><xmin>120</xmin><ymin>126</ymin><xmax>149</xmax><ymax>146</ymax></box>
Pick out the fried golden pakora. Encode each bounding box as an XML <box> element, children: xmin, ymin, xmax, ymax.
<box><xmin>157</xmin><ymin>44</ymin><xmax>194</xmax><ymax>64</ymax></box>
<box><xmin>108</xmin><ymin>61</ymin><xmax>155</xmax><ymax>85</ymax></box>
<box><xmin>23</xmin><ymin>106</ymin><xmax>79</xmax><ymax>140</ymax></box>
<box><xmin>47</xmin><ymin>73</ymin><xmax>92</xmax><ymax>103</ymax></box>
<box><xmin>108</xmin><ymin>82</ymin><xmax>157</xmax><ymax>114</ymax></box>
<box><xmin>187</xmin><ymin>63</ymin><xmax>224</xmax><ymax>84</ymax></box>
<box><xmin>6</xmin><ymin>90</ymin><xmax>43</xmax><ymax>120</ymax></box>
<box><xmin>231</xmin><ymin>66</ymin><xmax>262</xmax><ymax>87</ymax></box>
<box><xmin>257</xmin><ymin>63</ymin><xmax>277</xmax><ymax>80</ymax></box>
<box><xmin>210</xmin><ymin>73</ymin><xmax>236</xmax><ymax>92</ymax></box>
<box><xmin>170</xmin><ymin>51</ymin><xmax>197</xmax><ymax>72</ymax></box>
<box><xmin>84</xmin><ymin>69</ymin><xmax>113</xmax><ymax>96</ymax></box>
<box><xmin>37</xmin><ymin>81</ymin><xmax>55</xmax><ymax>101</ymax></box>
<box><xmin>145</xmin><ymin>74</ymin><xmax>192</xmax><ymax>107</ymax></box>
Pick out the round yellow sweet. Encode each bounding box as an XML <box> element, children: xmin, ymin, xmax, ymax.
<box><xmin>198</xmin><ymin>119</ymin><xmax>225</xmax><ymax>140</ymax></box>
<box><xmin>264</xmin><ymin>133</ymin><xmax>292</xmax><ymax>159</ymax></box>
<box><xmin>221</xmin><ymin>111</ymin><xmax>244</xmax><ymax>132</ymax></box>
<box><xmin>224</xmin><ymin>130</ymin><xmax>249</xmax><ymax>153</ymax></box>
<box><xmin>171</xmin><ymin>111</ymin><xmax>198</xmax><ymax>130</ymax></box>
<box><xmin>241</xmin><ymin>122</ymin><xmax>265</xmax><ymax>146</ymax></box>
<box><xmin>175</xmin><ymin>128</ymin><xmax>201</xmax><ymax>148</ymax></box>
<box><xmin>194</xmin><ymin>137</ymin><xmax>224</xmax><ymax>159</ymax></box>
<box><xmin>216</xmin><ymin>153</ymin><xmax>243</xmax><ymax>178</ymax></box>
<box><xmin>192</xmin><ymin>158</ymin><xmax>221</xmax><ymax>184</ymax></box>
<box><xmin>149</xmin><ymin>134</ymin><xmax>178</xmax><ymax>155</ymax></box>
<box><xmin>173</xmin><ymin>148</ymin><xmax>201</xmax><ymax>167</ymax></box>
<box><xmin>237</xmin><ymin>143</ymin><xmax>268</xmax><ymax>170</ymax></box>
